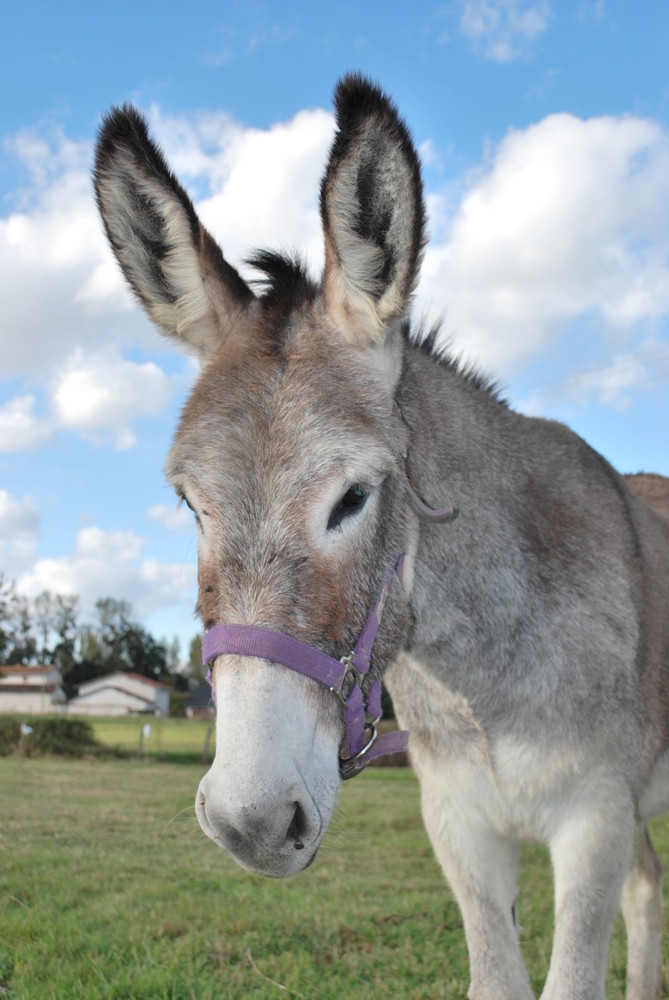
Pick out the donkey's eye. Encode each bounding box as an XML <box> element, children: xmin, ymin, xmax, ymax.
<box><xmin>179</xmin><ymin>493</ymin><xmax>202</xmax><ymax>529</ymax></box>
<box><xmin>327</xmin><ymin>484</ymin><xmax>369</xmax><ymax>531</ymax></box>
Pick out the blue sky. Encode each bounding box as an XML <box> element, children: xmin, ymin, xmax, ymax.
<box><xmin>1</xmin><ymin>0</ymin><xmax>668</xmax><ymax>659</ymax></box>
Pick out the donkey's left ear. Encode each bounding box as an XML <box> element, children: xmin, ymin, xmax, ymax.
<box><xmin>320</xmin><ymin>75</ymin><xmax>427</xmax><ymax>347</ymax></box>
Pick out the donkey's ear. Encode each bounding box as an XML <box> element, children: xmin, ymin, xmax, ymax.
<box><xmin>320</xmin><ymin>75</ymin><xmax>427</xmax><ymax>347</ymax></box>
<box><xmin>94</xmin><ymin>106</ymin><xmax>254</xmax><ymax>362</ymax></box>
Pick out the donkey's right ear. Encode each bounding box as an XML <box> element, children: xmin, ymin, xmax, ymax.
<box><xmin>94</xmin><ymin>106</ymin><xmax>254</xmax><ymax>362</ymax></box>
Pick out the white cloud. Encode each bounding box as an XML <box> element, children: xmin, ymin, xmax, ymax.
<box><xmin>0</xmin><ymin>395</ymin><xmax>54</xmax><ymax>452</ymax></box>
<box><xmin>2</xmin><ymin>100</ymin><xmax>668</xmax><ymax>458</ymax></box>
<box><xmin>17</xmin><ymin>525</ymin><xmax>196</xmax><ymax>619</ymax></box>
<box><xmin>203</xmin><ymin>19</ymin><xmax>298</xmax><ymax>67</ymax></box>
<box><xmin>522</xmin><ymin>339</ymin><xmax>669</xmax><ymax>414</ymax></box>
<box><xmin>147</xmin><ymin>503</ymin><xmax>193</xmax><ymax>532</ymax></box>
<box><xmin>570</xmin><ymin>354</ymin><xmax>646</xmax><ymax>412</ymax></box>
<box><xmin>0</xmin><ymin>490</ymin><xmax>41</xmax><ymax>577</ymax></box>
<box><xmin>418</xmin><ymin>113</ymin><xmax>669</xmax><ymax>377</ymax></box>
<box><xmin>150</xmin><ymin>105</ymin><xmax>333</xmax><ymax>277</ymax></box>
<box><xmin>0</xmin><ymin>105</ymin><xmax>334</xmax><ymax>453</ymax></box>
<box><xmin>52</xmin><ymin>354</ymin><xmax>176</xmax><ymax>449</ymax></box>
<box><xmin>0</xmin><ymin>356</ymin><xmax>179</xmax><ymax>453</ymax></box>
<box><xmin>577</xmin><ymin>1</ymin><xmax>607</xmax><ymax>26</ymax></box>
<box><xmin>0</xmin><ymin>129</ymin><xmax>142</xmax><ymax>380</ymax></box>
<box><xmin>457</xmin><ymin>0</ymin><xmax>551</xmax><ymax>60</ymax></box>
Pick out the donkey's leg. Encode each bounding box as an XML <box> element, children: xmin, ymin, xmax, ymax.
<box><xmin>621</xmin><ymin>823</ymin><xmax>664</xmax><ymax>1000</ymax></box>
<box><xmin>541</xmin><ymin>797</ymin><xmax>636</xmax><ymax>1000</ymax></box>
<box><xmin>420</xmin><ymin>781</ymin><xmax>534</xmax><ymax>1000</ymax></box>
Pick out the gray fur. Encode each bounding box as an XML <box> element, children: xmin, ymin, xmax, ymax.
<box><xmin>94</xmin><ymin>75</ymin><xmax>669</xmax><ymax>999</ymax></box>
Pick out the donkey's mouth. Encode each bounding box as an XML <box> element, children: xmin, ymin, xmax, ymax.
<box><xmin>300</xmin><ymin>846</ymin><xmax>319</xmax><ymax>871</ymax></box>
<box><xmin>262</xmin><ymin>843</ymin><xmax>320</xmax><ymax>879</ymax></box>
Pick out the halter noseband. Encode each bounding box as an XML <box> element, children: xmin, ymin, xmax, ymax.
<box><xmin>202</xmin><ymin>478</ymin><xmax>457</xmax><ymax>780</ymax></box>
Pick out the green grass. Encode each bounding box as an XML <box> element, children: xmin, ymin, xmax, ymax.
<box><xmin>1</xmin><ymin>758</ymin><xmax>668</xmax><ymax>999</ymax></box>
<box><xmin>87</xmin><ymin>716</ymin><xmax>216</xmax><ymax>763</ymax></box>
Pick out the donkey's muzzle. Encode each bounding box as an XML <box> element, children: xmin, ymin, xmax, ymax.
<box><xmin>194</xmin><ymin>764</ymin><xmax>327</xmax><ymax>877</ymax></box>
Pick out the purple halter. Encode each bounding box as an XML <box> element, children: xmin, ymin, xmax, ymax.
<box><xmin>202</xmin><ymin>478</ymin><xmax>457</xmax><ymax>779</ymax></box>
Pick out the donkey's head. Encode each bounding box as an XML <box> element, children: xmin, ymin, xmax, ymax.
<box><xmin>94</xmin><ymin>75</ymin><xmax>425</xmax><ymax>876</ymax></box>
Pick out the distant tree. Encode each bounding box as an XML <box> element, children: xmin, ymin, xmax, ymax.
<box><xmin>33</xmin><ymin>591</ymin><xmax>56</xmax><ymax>662</ymax></box>
<box><xmin>172</xmin><ymin>672</ymin><xmax>190</xmax><ymax>693</ymax></box>
<box><xmin>0</xmin><ymin>575</ymin><xmax>14</xmax><ymax>664</ymax></box>
<box><xmin>76</xmin><ymin>598</ymin><xmax>168</xmax><ymax>680</ymax></box>
<box><xmin>164</xmin><ymin>636</ymin><xmax>190</xmax><ymax>690</ymax></box>
<box><xmin>164</xmin><ymin>636</ymin><xmax>181</xmax><ymax>675</ymax></box>
<box><xmin>95</xmin><ymin>598</ymin><xmax>133</xmax><ymax>671</ymax></box>
<box><xmin>186</xmin><ymin>635</ymin><xmax>206</xmax><ymax>683</ymax></box>
<box><xmin>169</xmin><ymin>689</ymin><xmax>188</xmax><ymax>716</ymax></box>
<box><xmin>65</xmin><ymin>623</ymin><xmax>107</xmax><ymax>698</ymax></box>
<box><xmin>0</xmin><ymin>581</ymin><xmax>185</xmax><ymax>696</ymax></box>
<box><xmin>2</xmin><ymin>591</ymin><xmax>37</xmax><ymax>665</ymax></box>
<box><xmin>122</xmin><ymin>624</ymin><xmax>169</xmax><ymax>680</ymax></box>
<box><xmin>77</xmin><ymin>626</ymin><xmax>106</xmax><ymax>666</ymax></box>
<box><xmin>0</xmin><ymin>580</ymin><xmax>81</xmax><ymax>676</ymax></box>
<box><xmin>51</xmin><ymin>594</ymin><xmax>79</xmax><ymax>676</ymax></box>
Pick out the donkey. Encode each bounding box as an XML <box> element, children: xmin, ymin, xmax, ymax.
<box><xmin>94</xmin><ymin>75</ymin><xmax>669</xmax><ymax>999</ymax></box>
<box><xmin>626</xmin><ymin>473</ymin><xmax>669</xmax><ymax>521</ymax></box>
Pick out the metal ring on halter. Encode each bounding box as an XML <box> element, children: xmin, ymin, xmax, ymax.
<box><xmin>339</xmin><ymin>722</ymin><xmax>378</xmax><ymax>779</ymax></box>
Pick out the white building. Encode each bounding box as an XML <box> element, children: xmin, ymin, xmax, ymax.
<box><xmin>0</xmin><ymin>665</ymin><xmax>66</xmax><ymax>714</ymax></box>
<box><xmin>67</xmin><ymin>672</ymin><xmax>170</xmax><ymax>717</ymax></box>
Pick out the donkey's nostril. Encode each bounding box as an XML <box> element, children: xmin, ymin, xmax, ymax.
<box><xmin>287</xmin><ymin>801</ymin><xmax>307</xmax><ymax>850</ymax></box>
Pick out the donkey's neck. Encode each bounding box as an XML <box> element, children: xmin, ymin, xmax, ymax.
<box><xmin>396</xmin><ymin>339</ymin><xmax>635</xmax><ymax>725</ymax></box>
<box><xmin>399</xmin><ymin>341</ymin><xmax>515</xmax><ymax>522</ymax></box>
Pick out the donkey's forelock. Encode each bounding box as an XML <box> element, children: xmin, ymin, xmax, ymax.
<box><xmin>247</xmin><ymin>250</ymin><xmax>318</xmax><ymax>313</ymax></box>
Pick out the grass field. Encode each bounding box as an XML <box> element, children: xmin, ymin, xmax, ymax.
<box><xmin>88</xmin><ymin>717</ymin><xmax>216</xmax><ymax>763</ymax></box>
<box><xmin>1</xmin><ymin>754</ymin><xmax>668</xmax><ymax>998</ymax></box>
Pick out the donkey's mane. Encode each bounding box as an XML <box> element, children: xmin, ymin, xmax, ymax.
<box><xmin>413</xmin><ymin>321</ymin><xmax>508</xmax><ymax>406</ymax></box>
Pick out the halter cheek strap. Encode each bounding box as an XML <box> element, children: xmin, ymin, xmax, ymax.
<box><xmin>202</xmin><ymin>477</ymin><xmax>458</xmax><ymax>780</ymax></box>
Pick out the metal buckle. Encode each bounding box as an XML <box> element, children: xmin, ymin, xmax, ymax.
<box><xmin>339</xmin><ymin>723</ymin><xmax>378</xmax><ymax>780</ymax></box>
<box><xmin>329</xmin><ymin>653</ymin><xmax>365</xmax><ymax>707</ymax></box>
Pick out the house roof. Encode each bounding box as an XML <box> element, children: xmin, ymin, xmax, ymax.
<box><xmin>1</xmin><ymin>664</ymin><xmax>56</xmax><ymax>676</ymax></box>
<box><xmin>68</xmin><ymin>687</ymin><xmax>152</xmax><ymax>709</ymax></box>
<box><xmin>0</xmin><ymin>683</ymin><xmax>62</xmax><ymax>693</ymax></box>
<box><xmin>122</xmin><ymin>672</ymin><xmax>170</xmax><ymax>689</ymax></box>
<box><xmin>0</xmin><ymin>665</ymin><xmax>63</xmax><ymax>685</ymax></box>
<box><xmin>77</xmin><ymin>671</ymin><xmax>170</xmax><ymax>696</ymax></box>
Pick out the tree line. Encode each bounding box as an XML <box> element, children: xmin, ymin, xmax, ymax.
<box><xmin>0</xmin><ymin>575</ymin><xmax>204</xmax><ymax>699</ymax></box>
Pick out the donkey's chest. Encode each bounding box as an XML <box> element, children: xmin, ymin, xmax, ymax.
<box><xmin>386</xmin><ymin>652</ymin><xmax>592</xmax><ymax>841</ymax></box>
